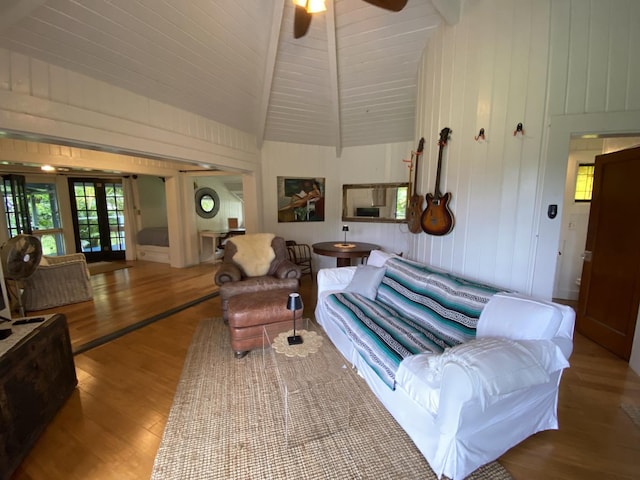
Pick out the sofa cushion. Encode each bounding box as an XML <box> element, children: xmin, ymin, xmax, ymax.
<box><xmin>345</xmin><ymin>265</ymin><xmax>385</xmax><ymax>300</ymax></box>
<box><xmin>326</xmin><ymin>292</ymin><xmax>445</xmax><ymax>389</ymax></box>
<box><xmin>477</xmin><ymin>292</ymin><xmax>563</xmax><ymax>340</ymax></box>
<box><xmin>395</xmin><ymin>353</ymin><xmax>442</xmax><ymax>414</ymax></box>
<box><xmin>378</xmin><ymin>257</ymin><xmax>504</xmax><ymax>347</ymax></box>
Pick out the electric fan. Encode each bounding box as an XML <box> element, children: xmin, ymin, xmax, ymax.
<box><xmin>0</xmin><ymin>234</ymin><xmax>43</xmax><ymax>317</ymax></box>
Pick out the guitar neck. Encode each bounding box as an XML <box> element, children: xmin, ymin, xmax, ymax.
<box><xmin>433</xmin><ymin>148</ymin><xmax>444</xmax><ymax>198</ymax></box>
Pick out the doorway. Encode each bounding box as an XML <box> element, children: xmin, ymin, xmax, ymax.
<box><xmin>554</xmin><ymin>136</ymin><xmax>640</xmax><ymax>301</ymax></box>
<box><xmin>68</xmin><ymin>178</ymin><xmax>125</xmax><ymax>262</ymax></box>
<box><xmin>554</xmin><ymin>136</ymin><xmax>640</xmax><ymax>361</ymax></box>
<box><xmin>576</xmin><ymin>146</ymin><xmax>640</xmax><ymax>360</ymax></box>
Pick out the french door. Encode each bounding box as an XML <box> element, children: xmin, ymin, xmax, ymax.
<box><xmin>68</xmin><ymin>178</ymin><xmax>125</xmax><ymax>262</ymax></box>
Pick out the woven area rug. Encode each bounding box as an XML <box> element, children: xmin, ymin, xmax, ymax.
<box><xmin>152</xmin><ymin>318</ymin><xmax>513</xmax><ymax>480</ymax></box>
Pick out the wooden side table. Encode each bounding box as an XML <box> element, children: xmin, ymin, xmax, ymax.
<box><xmin>0</xmin><ymin>314</ymin><xmax>77</xmax><ymax>479</ymax></box>
<box><xmin>312</xmin><ymin>241</ymin><xmax>381</xmax><ymax>267</ymax></box>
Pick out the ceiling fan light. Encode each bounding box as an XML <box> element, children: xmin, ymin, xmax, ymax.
<box><xmin>306</xmin><ymin>0</ymin><xmax>326</xmax><ymax>13</ymax></box>
<box><xmin>293</xmin><ymin>0</ymin><xmax>326</xmax><ymax>14</ymax></box>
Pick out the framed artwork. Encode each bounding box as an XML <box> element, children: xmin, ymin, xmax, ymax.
<box><xmin>277</xmin><ymin>177</ymin><xmax>325</xmax><ymax>222</ymax></box>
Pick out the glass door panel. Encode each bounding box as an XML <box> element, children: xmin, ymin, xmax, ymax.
<box><xmin>69</xmin><ymin>178</ymin><xmax>125</xmax><ymax>262</ymax></box>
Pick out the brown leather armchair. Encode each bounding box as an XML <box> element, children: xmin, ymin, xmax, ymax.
<box><xmin>214</xmin><ymin>234</ymin><xmax>302</xmax><ymax>357</ymax></box>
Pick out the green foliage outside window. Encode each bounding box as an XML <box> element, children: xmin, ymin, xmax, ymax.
<box><xmin>395</xmin><ymin>186</ymin><xmax>408</xmax><ymax>220</ymax></box>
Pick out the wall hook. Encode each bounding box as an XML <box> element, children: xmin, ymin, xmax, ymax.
<box><xmin>474</xmin><ymin>128</ymin><xmax>485</xmax><ymax>141</ymax></box>
<box><xmin>513</xmin><ymin>122</ymin><xmax>524</xmax><ymax>136</ymax></box>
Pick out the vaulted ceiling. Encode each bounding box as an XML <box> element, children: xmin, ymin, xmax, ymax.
<box><xmin>0</xmin><ymin>1</ymin><xmax>458</xmax><ymax>154</ymax></box>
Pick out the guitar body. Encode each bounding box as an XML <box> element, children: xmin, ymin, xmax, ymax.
<box><xmin>421</xmin><ymin>127</ymin><xmax>454</xmax><ymax>235</ymax></box>
<box><xmin>407</xmin><ymin>137</ymin><xmax>425</xmax><ymax>234</ymax></box>
<box><xmin>421</xmin><ymin>192</ymin><xmax>454</xmax><ymax>236</ymax></box>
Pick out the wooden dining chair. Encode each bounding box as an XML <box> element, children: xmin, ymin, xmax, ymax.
<box><xmin>285</xmin><ymin>240</ymin><xmax>313</xmax><ymax>281</ymax></box>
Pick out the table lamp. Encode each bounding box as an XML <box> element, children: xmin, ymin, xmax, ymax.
<box><xmin>342</xmin><ymin>225</ymin><xmax>349</xmax><ymax>245</ymax></box>
<box><xmin>286</xmin><ymin>292</ymin><xmax>303</xmax><ymax>345</ymax></box>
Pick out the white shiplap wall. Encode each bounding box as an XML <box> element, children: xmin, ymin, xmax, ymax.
<box><xmin>411</xmin><ymin>0</ymin><xmax>551</xmax><ymax>293</ymax></box>
<box><xmin>410</xmin><ymin>0</ymin><xmax>640</xmax><ymax>297</ymax></box>
<box><xmin>260</xmin><ymin>139</ymin><xmax>413</xmax><ymax>271</ymax></box>
<box><xmin>0</xmin><ymin>48</ymin><xmax>262</xmax><ymax>267</ymax></box>
<box><xmin>0</xmin><ymin>48</ymin><xmax>259</xmax><ymax>171</ymax></box>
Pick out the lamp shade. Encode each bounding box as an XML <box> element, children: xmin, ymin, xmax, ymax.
<box><xmin>287</xmin><ymin>292</ymin><xmax>303</xmax><ymax>311</ymax></box>
<box><xmin>342</xmin><ymin>225</ymin><xmax>349</xmax><ymax>232</ymax></box>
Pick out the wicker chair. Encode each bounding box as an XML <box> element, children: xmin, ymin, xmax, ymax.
<box><xmin>21</xmin><ymin>253</ymin><xmax>93</xmax><ymax>312</ymax></box>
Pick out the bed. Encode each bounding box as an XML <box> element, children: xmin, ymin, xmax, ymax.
<box><xmin>136</xmin><ymin>227</ymin><xmax>170</xmax><ymax>263</ymax></box>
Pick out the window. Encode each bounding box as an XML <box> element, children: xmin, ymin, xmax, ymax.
<box><xmin>27</xmin><ymin>183</ymin><xmax>65</xmax><ymax>255</ymax></box>
<box><xmin>574</xmin><ymin>164</ymin><xmax>595</xmax><ymax>202</ymax></box>
<box><xmin>394</xmin><ymin>186</ymin><xmax>408</xmax><ymax>220</ymax></box>
<box><xmin>71</xmin><ymin>179</ymin><xmax>125</xmax><ymax>257</ymax></box>
<box><xmin>2</xmin><ymin>174</ymin><xmax>31</xmax><ymax>237</ymax></box>
<box><xmin>1</xmin><ymin>178</ymin><xmax>65</xmax><ymax>255</ymax></box>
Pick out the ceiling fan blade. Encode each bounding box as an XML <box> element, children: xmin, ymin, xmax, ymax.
<box><xmin>294</xmin><ymin>5</ymin><xmax>313</xmax><ymax>38</ymax></box>
<box><xmin>362</xmin><ymin>0</ymin><xmax>408</xmax><ymax>12</ymax></box>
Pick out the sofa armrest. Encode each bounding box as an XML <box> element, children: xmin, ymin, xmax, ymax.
<box><xmin>317</xmin><ymin>267</ymin><xmax>357</xmax><ymax>296</ymax></box>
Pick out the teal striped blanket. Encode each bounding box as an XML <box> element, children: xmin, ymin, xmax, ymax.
<box><xmin>325</xmin><ymin>257</ymin><xmax>504</xmax><ymax>389</ymax></box>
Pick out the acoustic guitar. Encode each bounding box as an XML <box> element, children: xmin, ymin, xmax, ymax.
<box><xmin>421</xmin><ymin>127</ymin><xmax>455</xmax><ymax>236</ymax></box>
<box><xmin>407</xmin><ymin>137</ymin><xmax>425</xmax><ymax>234</ymax></box>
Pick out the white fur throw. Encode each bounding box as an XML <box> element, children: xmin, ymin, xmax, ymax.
<box><xmin>231</xmin><ymin>233</ymin><xmax>276</xmax><ymax>277</ymax></box>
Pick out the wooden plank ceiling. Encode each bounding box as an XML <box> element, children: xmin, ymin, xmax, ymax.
<box><xmin>0</xmin><ymin>0</ymin><xmax>451</xmax><ymax>154</ymax></box>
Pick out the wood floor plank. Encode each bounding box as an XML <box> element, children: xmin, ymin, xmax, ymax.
<box><xmin>8</xmin><ymin>261</ymin><xmax>640</xmax><ymax>480</ymax></box>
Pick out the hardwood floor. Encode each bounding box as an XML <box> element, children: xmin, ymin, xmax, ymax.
<box><xmin>34</xmin><ymin>260</ymin><xmax>220</xmax><ymax>352</ymax></box>
<box><xmin>8</xmin><ymin>262</ymin><xmax>640</xmax><ymax>479</ymax></box>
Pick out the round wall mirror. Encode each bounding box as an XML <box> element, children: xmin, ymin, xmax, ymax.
<box><xmin>195</xmin><ymin>187</ymin><xmax>220</xmax><ymax>218</ymax></box>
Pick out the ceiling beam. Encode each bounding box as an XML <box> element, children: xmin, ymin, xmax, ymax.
<box><xmin>256</xmin><ymin>0</ymin><xmax>286</xmax><ymax>150</ymax></box>
<box><xmin>0</xmin><ymin>0</ymin><xmax>48</xmax><ymax>34</ymax></box>
<box><xmin>325</xmin><ymin>0</ymin><xmax>342</xmax><ymax>157</ymax></box>
<box><xmin>431</xmin><ymin>0</ymin><xmax>461</xmax><ymax>25</ymax></box>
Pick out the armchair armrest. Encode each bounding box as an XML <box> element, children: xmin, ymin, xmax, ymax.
<box><xmin>214</xmin><ymin>263</ymin><xmax>242</xmax><ymax>285</ymax></box>
<box><xmin>42</xmin><ymin>254</ymin><xmax>90</xmax><ymax>279</ymax></box>
<box><xmin>274</xmin><ymin>259</ymin><xmax>301</xmax><ymax>279</ymax></box>
<box><xmin>45</xmin><ymin>253</ymin><xmax>87</xmax><ymax>265</ymax></box>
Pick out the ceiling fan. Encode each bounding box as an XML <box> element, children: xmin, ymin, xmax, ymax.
<box><xmin>293</xmin><ymin>0</ymin><xmax>409</xmax><ymax>38</ymax></box>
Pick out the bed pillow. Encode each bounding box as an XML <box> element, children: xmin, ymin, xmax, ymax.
<box><xmin>477</xmin><ymin>292</ymin><xmax>563</xmax><ymax>340</ymax></box>
<box><xmin>345</xmin><ymin>265</ymin><xmax>386</xmax><ymax>300</ymax></box>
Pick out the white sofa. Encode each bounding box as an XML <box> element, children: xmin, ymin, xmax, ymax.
<box><xmin>314</xmin><ymin>251</ymin><xmax>575</xmax><ymax>480</ymax></box>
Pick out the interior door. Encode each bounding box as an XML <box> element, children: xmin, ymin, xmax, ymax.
<box><xmin>68</xmin><ymin>178</ymin><xmax>125</xmax><ymax>262</ymax></box>
<box><xmin>577</xmin><ymin>146</ymin><xmax>640</xmax><ymax>360</ymax></box>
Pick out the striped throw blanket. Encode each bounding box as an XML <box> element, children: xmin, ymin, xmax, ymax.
<box><xmin>326</xmin><ymin>257</ymin><xmax>504</xmax><ymax>389</ymax></box>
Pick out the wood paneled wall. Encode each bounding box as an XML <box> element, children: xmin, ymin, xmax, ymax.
<box><xmin>0</xmin><ymin>48</ymin><xmax>259</xmax><ymax>171</ymax></box>
<box><xmin>411</xmin><ymin>0</ymin><xmax>640</xmax><ymax>297</ymax></box>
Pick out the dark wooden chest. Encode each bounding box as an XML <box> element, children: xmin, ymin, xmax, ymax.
<box><xmin>0</xmin><ymin>314</ymin><xmax>77</xmax><ymax>480</ymax></box>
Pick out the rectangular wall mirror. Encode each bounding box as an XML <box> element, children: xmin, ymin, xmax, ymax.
<box><xmin>342</xmin><ymin>182</ymin><xmax>409</xmax><ymax>223</ymax></box>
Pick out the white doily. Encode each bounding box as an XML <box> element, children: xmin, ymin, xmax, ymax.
<box><xmin>273</xmin><ymin>329</ymin><xmax>323</xmax><ymax>357</ymax></box>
